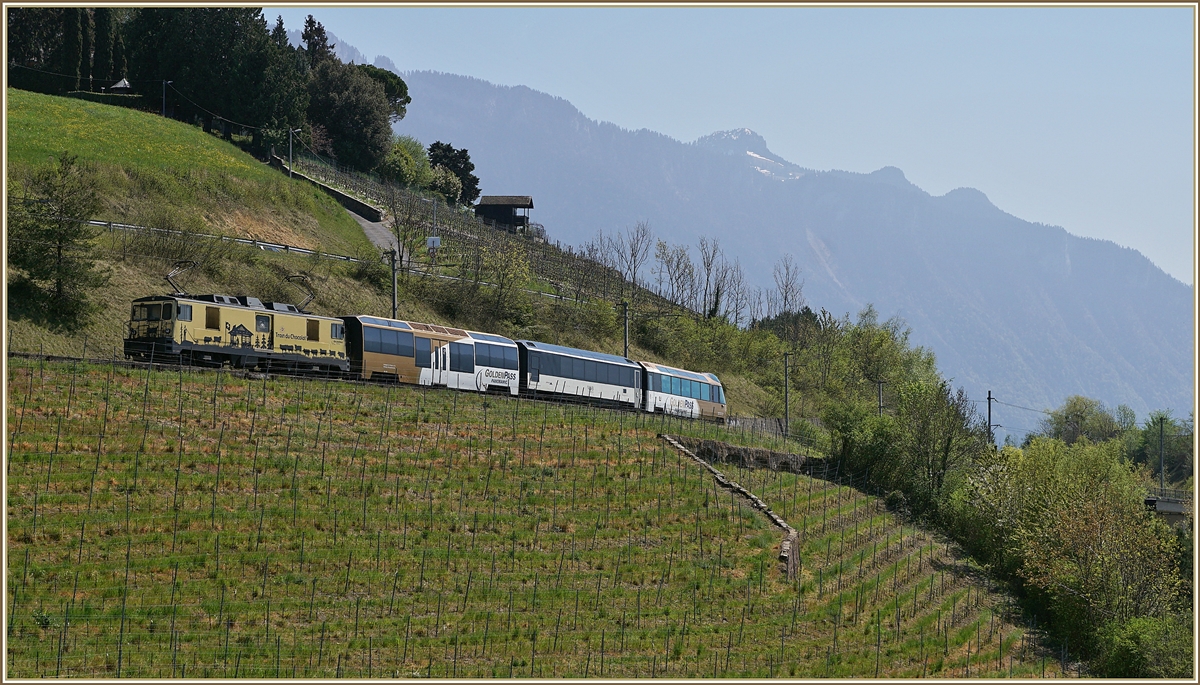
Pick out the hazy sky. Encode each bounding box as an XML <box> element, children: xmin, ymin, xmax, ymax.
<box><xmin>273</xmin><ymin>5</ymin><xmax>1195</xmax><ymax>285</ymax></box>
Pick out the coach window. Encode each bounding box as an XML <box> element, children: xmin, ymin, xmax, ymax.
<box><xmin>307</xmin><ymin>319</ymin><xmax>320</xmax><ymax>341</ymax></box>
<box><xmin>364</xmin><ymin>326</ymin><xmax>383</xmax><ymax>353</ymax></box>
<box><xmin>475</xmin><ymin>343</ymin><xmax>491</xmax><ymax>367</ymax></box>
<box><xmin>378</xmin><ymin>328</ymin><xmax>396</xmax><ymax>355</ymax></box>
<box><xmin>415</xmin><ymin>337</ymin><xmax>431</xmax><ymax>367</ymax></box>
<box><xmin>450</xmin><ymin>342</ymin><xmax>475</xmax><ymax>373</ymax></box>
<box><xmin>206</xmin><ymin>306</ymin><xmax>220</xmax><ymax>329</ymax></box>
<box><xmin>398</xmin><ymin>331</ymin><xmax>414</xmax><ymax>357</ymax></box>
<box><xmin>178</xmin><ymin>304</ymin><xmax>192</xmax><ymax>322</ymax></box>
<box><xmin>503</xmin><ymin>346</ymin><xmax>518</xmax><ymax>370</ymax></box>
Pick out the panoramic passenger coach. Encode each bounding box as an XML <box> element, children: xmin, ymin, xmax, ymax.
<box><xmin>639</xmin><ymin>361</ymin><xmax>726</xmax><ymax>421</ymax></box>
<box><xmin>341</xmin><ymin>315</ymin><xmax>519</xmax><ymax>394</ymax></box>
<box><xmin>517</xmin><ymin>340</ymin><xmax>642</xmax><ymax>408</ymax></box>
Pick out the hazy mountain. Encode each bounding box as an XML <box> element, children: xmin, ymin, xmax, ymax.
<box><xmin>389</xmin><ymin>70</ymin><xmax>1193</xmax><ymax>426</ymax></box>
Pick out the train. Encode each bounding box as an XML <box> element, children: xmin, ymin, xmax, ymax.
<box><xmin>124</xmin><ymin>291</ymin><xmax>727</xmax><ymax>421</ymax></box>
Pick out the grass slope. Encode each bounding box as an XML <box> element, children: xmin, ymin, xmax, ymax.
<box><xmin>6</xmin><ymin>359</ymin><xmax>1061</xmax><ymax>678</ymax></box>
<box><xmin>6</xmin><ymin>88</ymin><xmax>370</xmax><ymax>255</ymax></box>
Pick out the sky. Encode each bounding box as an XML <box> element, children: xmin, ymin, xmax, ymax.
<box><xmin>273</xmin><ymin>5</ymin><xmax>1196</xmax><ymax>285</ymax></box>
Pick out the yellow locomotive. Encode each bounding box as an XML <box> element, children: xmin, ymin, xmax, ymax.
<box><xmin>124</xmin><ymin>292</ymin><xmax>349</xmax><ymax>374</ymax></box>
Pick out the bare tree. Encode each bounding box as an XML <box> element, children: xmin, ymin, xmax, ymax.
<box><xmin>613</xmin><ymin>220</ymin><xmax>654</xmax><ymax>296</ymax></box>
<box><xmin>698</xmin><ymin>236</ymin><xmax>722</xmax><ymax>316</ymax></box>
<box><xmin>723</xmin><ymin>258</ymin><xmax>749</xmax><ymax>326</ymax></box>
<box><xmin>747</xmin><ymin>285</ymin><xmax>766</xmax><ymax>323</ymax></box>
<box><xmin>772</xmin><ymin>253</ymin><xmax>804</xmax><ymax>315</ymax></box>
<box><xmin>653</xmin><ymin>239</ymin><xmax>697</xmax><ymax>310</ymax></box>
<box><xmin>583</xmin><ymin>228</ymin><xmax>616</xmax><ymax>271</ymax></box>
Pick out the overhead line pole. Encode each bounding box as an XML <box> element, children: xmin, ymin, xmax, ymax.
<box><xmin>622</xmin><ymin>301</ymin><xmax>629</xmax><ymax>358</ymax></box>
<box><xmin>783</xmin><ymin>352</ymin><xmax>790</xmax><ymax>439</ymax></box>
<box><xmin>1159</xmin><ymin>416</ymin><xmax>1165</xmax><ymax>492</ymax></box>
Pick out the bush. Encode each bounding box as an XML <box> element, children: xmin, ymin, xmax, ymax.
<box><xmin>1094</xmin><ymin>613</ymin><xmax>1193</xmax><ymax>678</ymax></box>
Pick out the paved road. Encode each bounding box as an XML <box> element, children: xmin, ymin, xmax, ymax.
<box><xmin>347</xmin><ymin>209</ymin><xmax>413</xmax><ymax>267</ymax></box>
<box><xmin>348</xmin><ymin>209</ymin><xmax>396</xmax><ymax>252</ymax></box>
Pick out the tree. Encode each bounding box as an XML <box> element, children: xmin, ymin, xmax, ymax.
<box><xmin>613</xmin><ymin>221</ymin><xmax>654</xmax><ymax>296</ymax></box>
<box><xmin>80</xmin><ymin>9</ymin><xmax>93</xmax><ymax>90</ymax></box>
<box><xmin>427</xmin><ymin>141</ymin><xmax>480</xmax><ymax>205</ymax></box>
<box><xmin>7</xmin><ymin>8</ymin><xmax>66</xmax><ymax>92</ymax></box>
<box><xmin>256</xmin><ymin>15</ymin><xmax>309</xmax><ymax>154</ymax></box>
<box><xmin>771</xmin><ymin>253</ymin><xmax>803</xmax><ymax>317</ymax></box>
<box><xmin>61</xmin><ymin>7</ymin><xmax>82</xmax><ymax>91</ymax></box>
<box><xmin>354</xmin><ymin>63</ymin><xmax>411</xmax><ymax>121</ymax></box>
<box><xmin>428</xmin><ymin>165</ymin><xmax>463</xmax><ymax>205</ymax></box>
<box><xmin>7</xmin><ymin>153</ymin><xmax>108</xmax><ymax>325</ymax></box>
<box><xmin>93</xmin><ymin>7</ymin><xmax>114</xmax><ymax>83</ymax></box>
<box><xmin>378</xmin><ymin>135</ymin><xmax>432</xmax><ymax>188</ymax></box>
<box><xmin>307</xmin><ymin>59</ymin><xmax>392</xmax><ymax>170</ymax></box>
<box><xmin>484</xmin><ymin>244</ymin><xmax>532</xmax><ymax>326</ymax></box>
<box><xmin>1034</xmin><ymin>395</ymin><xmax>1121</xmax><ymax>446</ymax></box>
<box><xmin>300</xmin><ymin>14</ymin><xmax>334</xmax><ymax>68</ymax></box>
<box><xmin>111</xmin><ymin>16</ymin><xmax>127</xmax><ymax>77</ymax></box>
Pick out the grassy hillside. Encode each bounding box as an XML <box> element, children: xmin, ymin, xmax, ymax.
<box><xmin>6</xmin><ymin>88</ymin><xmax>371</xmax><ymax>255</ymax></box>
<box><xmin>6</xmin><ymin>358</ymin><xmax>1058</xmax><ymax>678</ymax></box>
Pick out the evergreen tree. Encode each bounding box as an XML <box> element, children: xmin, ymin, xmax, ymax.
<box><xmin>112</xmin><ymin>18</ymin><xmax>126</xmax><ymax>78</ymax></box>
<box><xmin>7</xmin><ymin>8</ymin><xmax>66</xmax><ymax>92</ymax></box>
<box><xmin>7</xmin><ymin>153</ymin><xmax>108</xmax><ymax>325</ymax></box>
<box><xmin>307</xmin><ymin>60</ymin><xmax>392</xmax><ymax>170</ymax></box>
<box><xmin>80</xmin><ymin>9</ymin><xmax>93</xmax><ymax>90</ymax></box>
<box><xmin>93</xmin><ymin>7</ymin><xmax>113</xmax><ymax>83</ymax></box>
<box><xmin>354</xmin><ymin>63</ymin><xmax>410</xmax><ymax>121</ymax></box>
<box><xmin>60</xmin><ymin>7</ymin><xmax>82</xmax><ymax>91</ymax></box>
<box><xmin>427</xmin><ymin>141</ymin><xmax>481</xmax><ymax>205</ymax></box>
<box><xmin>300</xmin><ymin>14</ymin><xmax>334</xmax><ymax>68</ymax></box>
<box><xmin>270</xmin><ymin>14</ymin><xmax>290</xmax><ymax>50</ymax></box>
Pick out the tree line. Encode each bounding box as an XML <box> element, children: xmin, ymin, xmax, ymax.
<box><xmin>6</xmin><ymin>8</ymin><xmax>481</xmax><ymax>204</ymax></box>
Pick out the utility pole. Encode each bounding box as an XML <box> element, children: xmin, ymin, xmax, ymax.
<box><xmin>877</xmin><ymin>380</ymin><xmax>884</xmax><ymax>417</ymax></box>
<box><xmin>1159</xmin><ymin>416</ymin><xmax>1165</xmax><ymax>492</ymax></box>
<box><xmin>386</xmin><ymin>250</ymin><xmax>398</xmax><ymax>319</ymax></box>
<box><xmin>622</xmin><ymin>301</ymin><xmax>629</xmax><ymax>358</ymax></box>
<box><xmin>288</xmin><ymin>127</ymin><xmax>301</xmax><ymax>178</ymax></box>
<box><xmin>987</xmin><ymin>391</ymin><xmax>994</xmax><ymax>445</ymax></box>
<box><xmin>783</xmin><ymin>352</ymin><xmax>790</xmax><ymax>439</ymax></box>
<box><xmin>161</xmin><ymin>80</ymin><xmax>172</xmax><ymax>117</ymax></box>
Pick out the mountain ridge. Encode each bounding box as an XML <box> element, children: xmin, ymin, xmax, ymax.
<box><xmin>387</xmin><ymin>69</ymin><xmax>1191</xmax><ymax>425</ymax></box>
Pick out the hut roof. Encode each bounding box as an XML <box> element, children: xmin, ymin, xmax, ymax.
<box><xmin>476</xmin><ymin>196</ymin><xmax>533</xmax><ymax>209</ymax></box>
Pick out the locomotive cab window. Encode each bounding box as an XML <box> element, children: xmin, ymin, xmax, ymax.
<box><xmin>178</xmin><ymin>304</ymin><xmax>192</xmax><ymax>321</ymax></box>
<box><xmin>307</xmin><ymin>319</ymin><xmax>320</xmax><ymax>342</ymax></box>
<box><xmin>205</xmin><ymin>306</ymin><xmax>220</xmax><ymax>329</ymax></box>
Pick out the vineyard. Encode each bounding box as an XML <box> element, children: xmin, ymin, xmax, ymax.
<box><xmin>290</xmin><ymin>152</ymin><xmax>684</xmax><ymax>314</ymax></box>
<box><xmin>6</xmin><ymin>358</ymin><xmax>1066</xmax><ymax>678</ymax></box>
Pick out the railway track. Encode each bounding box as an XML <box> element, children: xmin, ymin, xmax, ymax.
<box><xmin>5</xmin><ymin>351</ymin><xmax>731</xmax><ymax>428</ymax></box>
